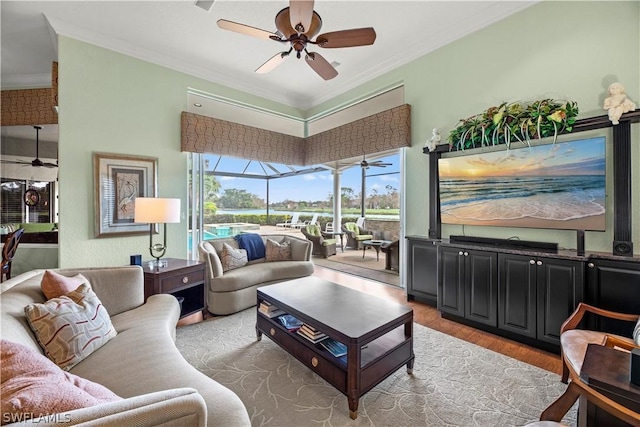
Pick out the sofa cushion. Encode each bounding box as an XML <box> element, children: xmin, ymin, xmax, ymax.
<box><xmin>265</xmin><ymin>239</ymin><xmax>291</xmax><ymax>262</ymax></box>
<box><xmin>344</xmin><ymin>222</ymin><xmax>359</xmax><ymax>235</ymax></box>
<box><xmin>560</xmin><ymin>329</ymin><xmax>634</xmax><ymax>376</ymax></box>
<box><xmin>211</xmin><ymin>261</ymin><xmax>315</xmax><ymax>293</ymax></box>
<box><xmin>41</xmin><ymin>270</ymin><xmax>90</xmax><ymax>300</ymax></box>
<box><xmin>1</xmin><ymin>340</ymin><xmax>121</xmax><ymax>423</ymax></box>
<box><xmin>221</xmin><ymin>243</ymin><xmax>248</xmax><ymax>272</ymax></box>
<box><xmin>25</xmin><ymin>284</ymin><xmax>117</xmax><ymax>371</ymax></box>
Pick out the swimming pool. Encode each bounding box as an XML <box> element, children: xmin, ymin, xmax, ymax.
<box><xmin>187</xmin><ymin>230</ymin><xmax>218</xmax><ymax>250</ymax></box>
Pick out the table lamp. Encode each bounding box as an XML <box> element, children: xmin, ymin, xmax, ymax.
<box><xmin>134</xmin><ymin>197</ymin><xmax>181</xmax><ymax>268</ymax></box>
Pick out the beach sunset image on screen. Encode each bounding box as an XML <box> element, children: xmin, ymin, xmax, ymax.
<box><xmin>438</xmin><ymin>137</ymin><xmax>606</xmax><ymax>231</ymax></box>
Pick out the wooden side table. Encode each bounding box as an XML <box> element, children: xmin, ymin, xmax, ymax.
<box><xmin>141</xmin><ymin>258</ymin><xmax>207</xmax><ymax>319</ymax></box>
<box><xmin>579</xmin><ymin>344</ymin><xmax>640</xmax><ymax>426</ymax></box>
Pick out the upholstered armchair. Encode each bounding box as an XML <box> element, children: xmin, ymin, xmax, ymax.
<box><xmin>301</xmin><ymin>224</ymin><xmax>337</xmax><ymax>258</ymax></box>
<box><xmin>341</xmin><ymin>222</ymin><xmax>374</xmax><ymax>250</ymax></box>
<box><xmin>380</xmin><ymin>240</ymin><xmax>399</xmax><ymax>272</ymax></box>
<box><xmin>538</xmin><ymin>303</ymin><xmax>640</xmax><ymax>424</ymax></box>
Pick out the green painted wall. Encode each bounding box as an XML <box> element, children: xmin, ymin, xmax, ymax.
<box><xmin>57</xmin><ymin>37</ymin><xmax>303</xmax><ymax>268</ymax></box>
<box><xmin>58</xmin><ymin>1</ymin><xmax>640</xmax><ymax>268</ymax></box>
<box><xmin>312</xmin><ymin>1</ymin><xmax>640</xmax><ymax>253</ymax></box>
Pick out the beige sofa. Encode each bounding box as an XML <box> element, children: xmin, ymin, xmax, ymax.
<box><xmin>198</xmin><ymin>234</ymin><xmax>314</xmax><ymax>315</ymax></box>
<box><xmin>0</xmin><ymin>267</ymin><xmax>250</xmax><ymax>427</ymax></box>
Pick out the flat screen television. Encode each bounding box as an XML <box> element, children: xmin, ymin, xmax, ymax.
<box><xmin>438</xmin><ymin>136</ymin><xmax>606</xmax><ymax>231</ymax></box>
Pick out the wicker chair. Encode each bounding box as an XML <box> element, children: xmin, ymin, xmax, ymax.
<box><xmin>380</xmin><ymin>240</ymin><xmax>399</xmax><ymax>272</ymax></box>
<box><xmin>341</xmin><ymin>222</ymin><xmax>374</xmax><ymax>250</ymax></box>
<box><xmin>301</xmin><ymin>224</ymin><xmax>337</xmax><ymax>258</ymax></box>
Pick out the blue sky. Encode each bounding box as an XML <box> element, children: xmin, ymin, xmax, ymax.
<box><xmin>207</xmin><ymin>154</ymin><xmax>400</xmax><ymax>203</ymax></box>
<box><xmin>439</xmin><ymin>137</ymin><xmax>606</xmax><ymax>178</ymax></box>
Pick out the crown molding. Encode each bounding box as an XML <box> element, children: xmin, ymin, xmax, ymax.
<box><xmin>1</xmin><ymin>74</ymin><xmax>52</xmax><ymax>90</ymax></box>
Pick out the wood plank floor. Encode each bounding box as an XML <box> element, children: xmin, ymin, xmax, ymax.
<box><xmin>312</xmin><ymin>265</ymin><xmax>563</xmax><ymax>375</ymax></box>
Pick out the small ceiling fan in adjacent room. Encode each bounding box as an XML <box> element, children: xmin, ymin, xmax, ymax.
<box><xmin>216</xmin><ymin>0</ymin><xmax>376</xmax><ymax>80</ymax></box>
<box><xmin>0</xmin><ymin>126</ymin><xmax>58</xmax><ymax>168</ymax></box>
<box><xmin>360</xmin><ymin>156</ymin><xmax>392</xmax><ymax>169</ymax></box>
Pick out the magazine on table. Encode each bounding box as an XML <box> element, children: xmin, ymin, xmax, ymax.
<box><xmin>278</xmin><ymin>314</ymin><xmax>303</xmax><ymax>330</ymax></box>
<box><xmin>320</xmin><ymin>339</ymin><xmax>347</xmax><ymax>357</ymax></box>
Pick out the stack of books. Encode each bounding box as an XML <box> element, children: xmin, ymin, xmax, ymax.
<box><xmin>296</xmin><ymin>323</ymin><xmax>328</xmax><ymax>344</ymax></box>
<box><xmin>258</xmin><ymin>301</ymin><xmax>285</xmax><ymax>318</ymax></box>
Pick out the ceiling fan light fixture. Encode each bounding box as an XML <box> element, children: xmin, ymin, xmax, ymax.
<box><xmin>217</xmin><ymin>0</ymin><xmax>374</xmax><ymax>80</ymax></box>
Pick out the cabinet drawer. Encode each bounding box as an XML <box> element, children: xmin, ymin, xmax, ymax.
<box><xmin>256</xmin><ymin>316</ymin><xmax>347</xmax><ymax>393</ymax></box>
<box><xmin>160</xmin><ymin>269</ymin><xmax>205</xmax><ymax>293</ymax></box>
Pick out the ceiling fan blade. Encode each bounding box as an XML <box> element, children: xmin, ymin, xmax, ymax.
<box><xmin>256</xmin><ymin>52</ymin><xmax>289</xmax><ymax>74</ymax></box>
<box><xmin>305</xmin><ymin>52</ymin><xmax>338</xmax><ymax>80</ymax></box>
<box><xmin>289</xmin><ymin>0</ymin><xmax>314</xmax><ymax>33</ymax></box>
<box><xmin>315</xmin><ymin>27</ymin><xmax>376</xmax><ymax>48</ymax></box>
<box><xmin>42</xmin><ymin>162</ymin><xmax>58</xmax><ymax>168</ymax></box>
<box><xmin>217</xmin><ymin>19</ymin><xmax>279</xmax><ymax>40</ymax></box>
<box><xmin>1</xmin><ymin>159</ymin><xmax>31</xmax><ymax>165</ymax></box>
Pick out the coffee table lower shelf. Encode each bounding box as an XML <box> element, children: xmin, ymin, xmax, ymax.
<box><xmin>255</xmin><ymin>313</ymin><xmax>413</xmax><ymax>419</ymax></box>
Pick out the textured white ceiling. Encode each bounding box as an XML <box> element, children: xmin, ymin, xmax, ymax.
<box><xmin>1</xmin><ymin>1</ymin><xmax>536</xmax><ymax>111</ymax></box>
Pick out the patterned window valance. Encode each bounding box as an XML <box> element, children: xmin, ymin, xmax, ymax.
<box><xmin>181</xmin><ymin>104</ymin><xmax>411</xmax><ymax>165</ymax></box>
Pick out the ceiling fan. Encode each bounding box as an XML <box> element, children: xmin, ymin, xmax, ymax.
<box><xmin>1</xmin><ymin>126</ymin><xmax>58</xmax><ymax>168</ymax></box>
<box><xmin>216</xmin><ymin>0</ymin><xmax>376</xmax><ymax>80</ymax></box>
<box><xmin>361</xmin><ymin>156</ymin><xmax>392</xmax><ymax>169</ymax></box>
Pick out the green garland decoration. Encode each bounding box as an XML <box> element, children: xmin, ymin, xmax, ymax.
<box><xmin>448</xmin><ymin>99</ymin><xmax>579</xmax><ymax>151</ymax></box>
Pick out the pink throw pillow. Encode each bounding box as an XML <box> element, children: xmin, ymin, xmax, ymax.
<box><xmin>41</xmin><ymin>270</ymin><xmax>90</xmax><ymax>300</ymax></box>
<box><xmin>1</xmin><ymin>340</ymin><xmax>121</xmax><ymax>424</ymax></box>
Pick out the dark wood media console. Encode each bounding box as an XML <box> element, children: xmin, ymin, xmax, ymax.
<box><xmin>412</xmin><ymin>111</ymin><xmax>640</xmax><ymax>352</ymax></box>
<box><xmin>406</xmin><ymin>235</ymin><xmax>640</xmax><ymax>353</ymax></box>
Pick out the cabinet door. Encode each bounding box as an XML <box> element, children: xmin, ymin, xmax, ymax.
<box><xmin>438</xmin><ymin>246</ymin><xmax>464</xmax><ymax>317</ymax></box>
<box><xmin>407</xmin><ymin>239</ymin><xmax>438</xmax><ymax>305</ymax></box>
<box><xmin>498</xmin><ymin>254</ymin><xmax>537</xmax><ymax>339</ymax></box>
<box><xmin>586</xmin><ymin>259</ymin><xmax>640</xmax><ymax>336</ymax></box>
<box><xmin>536</xmin><ymin>258</ymin><xmax>584</xmax><ymax>345</ymax></box>
<box><xmin>465</xmin><ymin>250</ymin><xmax>497</xmax><ymax>327</ymax></box>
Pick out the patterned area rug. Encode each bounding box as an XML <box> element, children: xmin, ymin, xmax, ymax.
<box><xmin>176</xmin><ymin>309</ymin><xmax>576</xmax><ymax>427</ymax></box>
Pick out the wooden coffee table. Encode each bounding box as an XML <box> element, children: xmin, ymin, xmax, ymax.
<box><xmin>256</xmin><ymin>276</ymin><xmax>414</xmax><ymax>419</ymax></box>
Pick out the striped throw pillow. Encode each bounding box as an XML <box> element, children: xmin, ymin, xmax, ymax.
<box><xmin>25</xmin><ymin>284</ymin><xmax>117</xmax><ymax>371</ymax></box>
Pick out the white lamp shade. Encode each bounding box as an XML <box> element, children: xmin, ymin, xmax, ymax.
<box><xmin>134</xmin><ymin>198</ymin><xmax>181</xmax><ymax>223</ymax></box>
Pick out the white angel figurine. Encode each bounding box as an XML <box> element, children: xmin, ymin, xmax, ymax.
<box><xmin>604</xmin><ymin>82</ymin><xmax>636</xmax><ymax>125</ymax></box>
<box><xmin>424</xmin><ymin>128</ymin><xmax>441</xmax><ymax>152</ymax></box>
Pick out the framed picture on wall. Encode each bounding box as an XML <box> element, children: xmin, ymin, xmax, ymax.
<box><xmin>93</xmin><ymin>152</ymin><xmax>157</xmax><ymax>238</ymax></box>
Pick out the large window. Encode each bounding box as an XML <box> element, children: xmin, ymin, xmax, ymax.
<box><xmin>0</xmin><ymin>179</ymin><xmax>56</xmax><ymax>224</ymax></box>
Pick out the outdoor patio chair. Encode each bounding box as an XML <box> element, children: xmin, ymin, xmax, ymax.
<box><xmin>301</xmin><ymin>224</ymin><xmax>337</xmax><ymax>258</ymax></box>
<box><xmin>304</xmin><ymin>213</ymin><xmax>319</xmax><ymax>226</ymax></box>
<box><xmin>276</xmin><ymin>212</ymin><xmax>301</xmax><ymax>229</ymax></box>
<box><xmin>341</xmin><ymin>222</ymin><xmax>374</xmax><ymax>250</ymax></box>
